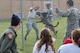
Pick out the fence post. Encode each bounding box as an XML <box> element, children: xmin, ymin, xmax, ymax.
<box><xmin>20</xmin><ymin>0</ymin><xmax>24</xmax><ymax>50</ymax></box>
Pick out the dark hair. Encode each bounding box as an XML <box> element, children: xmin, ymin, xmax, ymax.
<box><xmin>11</xmin><ymin>13</ymin><xmax>21</xmax><ymax>26</ymax></box>
<box><xmin>37</xmin><ymin>28</ymin><xmax>55</xmax><ymax>53</ymax></box>
<box><xmin>71</xmin><ymin>29</ymin><xmax>80</xmax><ymax>47</ymax></box>
<box><xmin>67</xmin><ymin>0</ymin><xmax>74</xmax><ymax>6</ymax></box>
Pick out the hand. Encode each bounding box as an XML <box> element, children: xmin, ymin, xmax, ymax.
<box><xmin>29</xmin><ymin>7</ymin><xmax>33</xmax><ymax>11</ymax></box>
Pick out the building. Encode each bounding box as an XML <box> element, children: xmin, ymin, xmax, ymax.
<box><xmin>0</xmin><ymin>0</ymin><xmax>80</xmax><ymax>20</ymax></box>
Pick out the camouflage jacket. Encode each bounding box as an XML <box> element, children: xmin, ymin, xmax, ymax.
<box><xmin>0</xmin><ymin>27</ymin><xmax>18</xmax><ymax>53</ymax></box>
<box><xmin>56</xmin><ymin>7</ymin><xmax>79</xmax><ymax>40</ymax></box>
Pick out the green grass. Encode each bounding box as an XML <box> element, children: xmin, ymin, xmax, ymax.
<box><xmin>0</xmin><ymin>18</ymin><xmax>66</xmax><ymax>53</ymax></box>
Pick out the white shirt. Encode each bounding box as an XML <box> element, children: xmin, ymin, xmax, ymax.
<box><xmin>33</xmin><ymin>43</ymin><xmax>54</xmax><ymax>53</ymax></box>
<box><xmin>58</xmin><ymin>44</ymin><xmax>80</xmax><ymax>53</ymax></box>
<box><xmin>33</xmin><ymin>38</ymin><xmax>56</xmax><ymax>53</ymax></box>
<box><xmin>27</xmin><ymin>9</ymin><xmax>37</xmax><ymax>18</ymax></box>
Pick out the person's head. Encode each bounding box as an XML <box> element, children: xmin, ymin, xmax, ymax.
<box><xmin>66</xmin><ymin>0</ymin><xmax>74</xmax><ymax>8</ymax></box>
<box><xmin>37</xmin><ymin>28</ymin><xmax>55</xmax><ymax>52</ymax></box>
<box><xmin>71</xmin><ymin>29</ymin><xmax>80</xmax><ymax>47</ymax></box>
<box><xmin>46</xmin><ymin>4</ymin><xmax>51</xmax><ymax>9</ymax></box>
<box><xmin>34</xmin><ymin>5</ymin><xmax>39</xmax><ymax>11</ymax></box>
<box><xmin>11</xmin><ymin>13</ymin><xmax>22</xmax><ymax>31</ymax></box>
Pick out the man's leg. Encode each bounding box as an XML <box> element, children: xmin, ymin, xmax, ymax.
<box><xmin>24</xmin><ymin>23</ymin><xmax>32</xmax><ymax>40</ymax></box>
<box><xmin>32</xmin><ymin>22</ymin><xmax>39</xmax><ymax>40</ymax></box>
<box><xmin>48</xmin><ymin>16</ymin><xmax>53</xmax><ymax>24</ymax></box>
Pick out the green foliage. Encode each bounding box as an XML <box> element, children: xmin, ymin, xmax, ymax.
<box><xmin>0</xmin><ymin>18</ymin><xmax>66</xmax><ymax>53</ymax></box>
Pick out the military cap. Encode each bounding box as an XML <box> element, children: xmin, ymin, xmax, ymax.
<box><xmin>11</xmin><ymin>13</ymin><xmax>22</xmax><ymax>26</ymax></box>
<box><xmin>11</xmin><ymin>13</ymin><xmax>21</xmax><ymax>21</ymax></box>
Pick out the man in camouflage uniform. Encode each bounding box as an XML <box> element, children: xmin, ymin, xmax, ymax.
<box><xmin>46</xmin><ymin>4</ymin><xmax>53</xmax><ymax>24</ymax></box>
<box><xmin>0</xmin><ymin>13</ymin><xmax>21</xmax><ymax>53</ymax></box>
<box><xmin>24</xmin><ymin>6</ymin><xmax>39</xmax><ymax>40</ymax></box>
<box><xmin>55</xmin><ymin>0</ymin><xmax>79</xmax><ymax>41</ymax></box>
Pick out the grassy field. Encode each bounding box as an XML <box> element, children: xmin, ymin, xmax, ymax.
<box><xmin>0</xmin><ymin>18</ymin><xmax>66</xmax><ymax>53</ymax></box>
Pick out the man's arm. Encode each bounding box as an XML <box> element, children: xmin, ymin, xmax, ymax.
<box><xmin>29</xmin><ymin>7</ymin><xmax>33</xmax><ymax>12</ymax></box>
<box><xmin>56</xmin><ymin>8</ymin><xmax>71</xmax><ymax>17</ymax></box>
<box><xmin>0</xmin><ymin>33</ymin><xmax>14</xmax><ymax>53</ymax></box>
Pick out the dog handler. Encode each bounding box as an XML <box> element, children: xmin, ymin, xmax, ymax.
<box><xmin>55</xmin><ymin>0</ymin><xmax>79</xmax><ymax>41</ymax></box>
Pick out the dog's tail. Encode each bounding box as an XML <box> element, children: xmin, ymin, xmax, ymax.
<box><xmin>54</xmin><ymin>21</ymin><xmax>59</xmax><ymax>27</ymax></box>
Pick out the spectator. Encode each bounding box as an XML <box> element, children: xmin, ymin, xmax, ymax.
<box><xmin>58</xmin><ymin>29</ymin><xmax>80</xmax><ymax>53</ymax></box>
<box><xmin>33</xmin><ymin>28</ymin><xmax>56</xmax><ymax>53</ymax></box>
<box><xmin>0</xmin><ymin>13</ymin><xmax>21</xmax><ymax>53</ymax></box>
